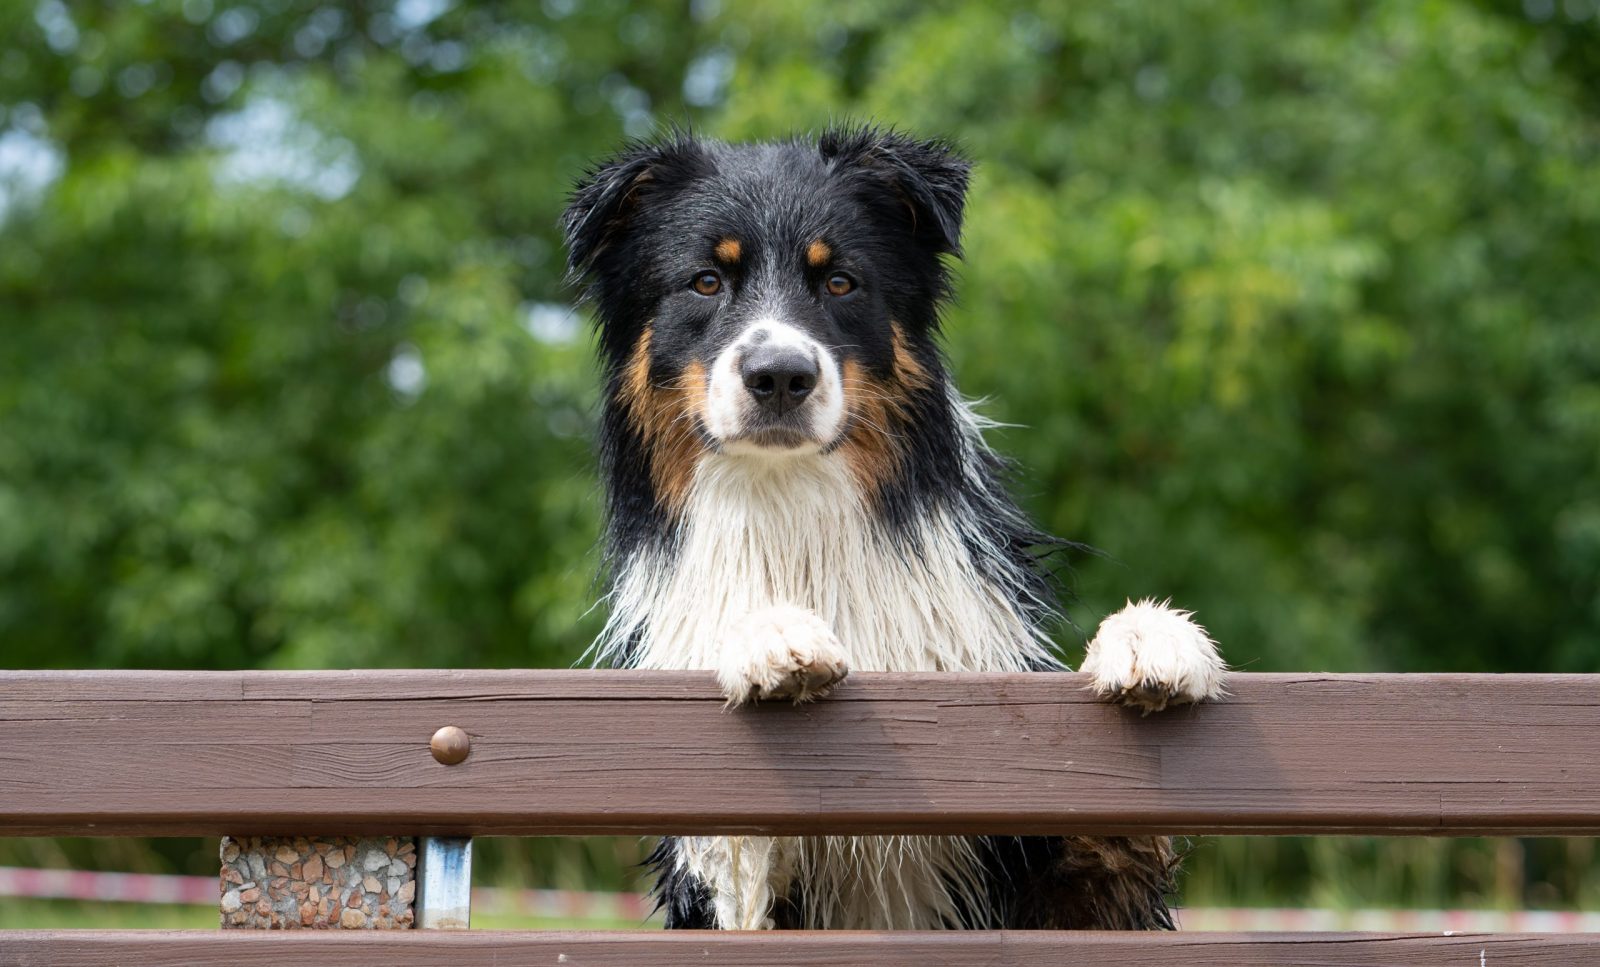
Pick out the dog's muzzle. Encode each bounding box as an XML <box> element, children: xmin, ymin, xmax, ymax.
<box><xmin>705</xmin><ymin>320</ymin><xmax>844</xmax><ymax>452</ymax></box>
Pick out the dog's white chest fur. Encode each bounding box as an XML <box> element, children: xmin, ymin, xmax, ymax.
<box><xmin>600</xmin><ymin>451</ymin><xmax>1046</xmax><ymax>929</ymax></box>
<box><xmin>603</xmin><ymin>453</ymin><xmax>1049</xmax><ymax>675</ymax></box>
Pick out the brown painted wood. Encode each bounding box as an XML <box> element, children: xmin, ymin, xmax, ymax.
<box><xmin>4</xmin><ymin>930</ymin><xmax>1598</xmax><ymax>966</ymax></box>
<box><xmin>2</xmin><ymin>670</ymin><xmax>1598</xmax><ymax>837</ymax></box>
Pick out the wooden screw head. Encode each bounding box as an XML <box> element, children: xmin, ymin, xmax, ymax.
<box><xmin>429</xmin><ymin>726</ymin><xmax>471</xmax><ymax>765</ymax></box>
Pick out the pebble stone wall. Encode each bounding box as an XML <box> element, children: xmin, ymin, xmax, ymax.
<box><xmin>219</xmin><ymin>835</ymin><xmax>416</xmax><ymax>929</ymax></box>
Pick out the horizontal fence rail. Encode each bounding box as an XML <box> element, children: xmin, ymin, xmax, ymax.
<box><xmin>5</xmin><ymin>930</ymin><xmax>1600</xmax><ymax>966</ymax></box>
<box><xmin>3</xmin><ymin>670</ymin><xmax>1598</xmax><ymax>838</ymax></box>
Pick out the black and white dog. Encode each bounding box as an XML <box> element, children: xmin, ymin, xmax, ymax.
<box><xmin>562</xmin><ymin>127</ymin><xmax>1226</xmax><ymax>931</ymax></box>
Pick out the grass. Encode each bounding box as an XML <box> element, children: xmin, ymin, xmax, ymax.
<box><xmin>1</xmin><ymin>899</ymin><xmax>214</xmax><ymax>929</ymax></box>
<box><xmin>0</xmin><ymin>898</ymin><xmax>645</xmax><ymax>930</ymax></box>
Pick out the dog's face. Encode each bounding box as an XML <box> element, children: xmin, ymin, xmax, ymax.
<box><xmin>565</xmin><ymin>128</ymin><xmax>969</xmax><ymax>511</ymax></box>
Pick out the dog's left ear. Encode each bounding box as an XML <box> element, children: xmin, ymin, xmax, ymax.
<box><xmin>563</xmin><ymin>135</ymin><xmax>706</xmax><ymax>276</ymax></box>
<box><xmin>821</xmin><ymin>127</ymin><xmax>972</xmax><ymax>256</ymax></box>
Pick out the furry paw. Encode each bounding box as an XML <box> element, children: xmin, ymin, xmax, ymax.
<box><xmin>717</xmin><ymin>606</ymin><xmax>851</xmax><ymax>707</ymax></box>
<box><xmin>1081</xmin><ymin>599</ymin><xmax>1225</xmax><ymax>714</ymax></box>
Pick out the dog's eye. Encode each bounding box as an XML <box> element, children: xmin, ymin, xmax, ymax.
<box><xmin>825</xmin><ymin>273</ymin><xmax>855</xmax><ymax>297</ymax></box>
<box><xmin>691</xmin><ymin>271</ymin><xmax>722</xmax><ymax>296</ymax></box>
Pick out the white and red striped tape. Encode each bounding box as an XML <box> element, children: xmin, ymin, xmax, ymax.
<box><xmin>2</xmin><ymin>866</ymin><xmax>1595</xmax><ymax>931</ymax></box>
<box><xmin>0</xmin><ymin>866</ymin><xmax>217</xmax><ymax>906</ymax></box>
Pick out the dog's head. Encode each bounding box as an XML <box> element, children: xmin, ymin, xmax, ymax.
<box><xmin>564</xmin><ymin>127</ymin><xmax>969</xmax><ymax>512</ymax></box>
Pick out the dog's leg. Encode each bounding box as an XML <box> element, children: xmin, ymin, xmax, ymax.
<box><xmin>1081</xmin><ymin>598</ymin><xmax>1225</xmax><ymax>713</ymax></box>
<box><xmin>680</xmin><ymin>608</ymin><xmax>841</xmax><ymax>929</ymax></box>
<box><xmin>675</xmin><ymin>835</ymin><xmax>797</xmax><ymax>930</ymax></box>
<box><xmin>716</xmin><ymin>605</ymin><xmax>851</xmax><ymax>707</ymax></box>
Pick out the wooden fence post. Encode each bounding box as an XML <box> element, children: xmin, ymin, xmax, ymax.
<box><xmin>218</xmin><ymin>836</ymin><xmax>417</xmax><ymax>929</ymax></box>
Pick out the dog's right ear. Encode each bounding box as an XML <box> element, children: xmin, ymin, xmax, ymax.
<box><xmin>563</xmin><ymin>136</ymin><xmax>705</xmax><ymax>277</ymax></box>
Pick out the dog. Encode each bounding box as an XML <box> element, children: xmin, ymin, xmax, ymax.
<box><xmin>562</xmin><ymin>126</ymin><xmax>1226</xmax><ymax>931</ymax></box>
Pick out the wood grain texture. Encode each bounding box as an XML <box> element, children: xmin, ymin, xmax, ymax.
<box><xmin>4</xmin><ymin>930</ymin><xmax>1599</xmax><ymax>966</ymax></box>
<box><xmin>2</xmin><ymin>670</ymin><xmax>1598</xmax><ymax>837</ymax></box>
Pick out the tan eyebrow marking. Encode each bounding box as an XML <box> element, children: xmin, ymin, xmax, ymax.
<box><xmin>806</xmin><ymin>239</ymin><xmax>832</xmax><ymax>267</ymax></box>
<box><xmin>714</xmin><ymin>238</ymin><xmax>742</xmax><ymax>262</ymax></box>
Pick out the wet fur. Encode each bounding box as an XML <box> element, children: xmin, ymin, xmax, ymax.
<box><xmin>565</xmin><ymin>126</ymin><xmax>1182</xmax><ymax>931</ymax></box>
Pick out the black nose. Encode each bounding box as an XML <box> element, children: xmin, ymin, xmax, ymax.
<box><xmin>740</xmin><ymin>346</ymin><xmax>819</xmax><ymax>415</ymax></box>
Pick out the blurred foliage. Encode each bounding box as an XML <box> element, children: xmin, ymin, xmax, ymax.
<box><xmin>2</xmin><ymin>0</ymin><xmax>1598</xmax><ymax>910</ymax></box>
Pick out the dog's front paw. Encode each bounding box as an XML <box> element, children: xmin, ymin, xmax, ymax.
<box><xmin>1081</xmin><ymin>598</ymin><xmax>1225</xmax><ymax>714</ymax></box>
<box><xmin>717</xmin><ymin>606</ymin><xmax>850</xmax><ymax>707</ymax></box>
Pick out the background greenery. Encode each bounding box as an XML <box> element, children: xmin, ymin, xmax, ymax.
<box><xmin>2</xmin><ymin>0</ymin><xmax>1597</xmax><ymax>916</ymax></box>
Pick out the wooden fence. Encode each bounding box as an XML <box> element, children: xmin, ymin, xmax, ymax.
<box><xmin>2</xmin><ymin>669</ymin><xmax>1598</xmax><ymax>964</ymax></box>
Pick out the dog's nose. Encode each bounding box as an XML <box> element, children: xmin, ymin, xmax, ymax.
<box><xmin>741</xmin><ymin>346</ymin><xmax>818</xmax><ymax>414</ymax></box>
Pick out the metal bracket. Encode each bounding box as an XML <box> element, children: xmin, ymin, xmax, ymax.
<box><xmin>415</xmin><ymin>836</ymin><xmax>473</xmax><ymax>929</ymax></box>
